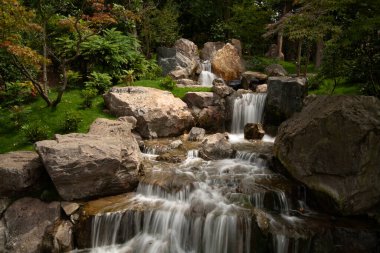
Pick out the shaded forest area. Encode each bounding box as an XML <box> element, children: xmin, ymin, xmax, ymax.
<box><xmin>0</xmin><ymin>0</ymin><xmax>379</xmax><ymax>109</ymax></box>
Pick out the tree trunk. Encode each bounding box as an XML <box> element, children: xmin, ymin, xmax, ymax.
<box><xmin>277</xmin><ymin>31</ymin><xmax>284</xmax><ymax>60</ymax></box>
<box><xmin>296</xmin><ymin>40</ymin><xmax>302</xmax><ymax>77</ymax></box>
<box><xmin>315</xmin><ymin>40</ymin><xmax>324</xmax><ymax>68</ymax></box>
<box><xmin>42</xmin><ymin>22</ymin><xmax>48</xmax><ymax>94</ymax></box>
<box><xmin>52</xmin><ymin>61</ymin><xmax>68</xmax><ymax>107</ymax></box>
<box><xmin>303</xmin><ymin>48</ymin><xmax>310</xmax><ymax>77</ymax></box>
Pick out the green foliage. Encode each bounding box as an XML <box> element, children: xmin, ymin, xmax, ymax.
<box><xmin>80</xmin><ymin>28</ymin><xmax>143</xmax><ymax>80</ymax></box>
<box><xmin>84</xmin><ymin>72</ymin><xmax>112</xmax><ymax>94</ymax></box>
<box><xmin>61</xmin><ymin>111</ymin><xmax>82</xmax><ymax>133</ymax></box>
<box><xmin>159</xmin><ymin>76</ymin><xmax>176</xmax><ymax>90</ymax></box>
<box><xmin>66</xmin><ymin>70</ymin><xmax>82</xmax><ymax>88</ymax></box>
<box><xmin>227</xmin><ymin>1</ymin><xmax>273</xmax><ymax>55</ymax></box>
<box><xmin>81</xmin><ymin>88</ymin><xmax>98</xmax><ymax>108</ymax></box>
<box><xmin>0</xmin><ymin>81</ymin><xmax>37</xmax><ymax>107</ymax></box>
<box><xmin>140</xmin><ymin>0</ymin><xmax>180</xmax><ymax>51</ymax></box>
<box><xmin>135</xmin><ymin>58</ymin><xmax>162</xmax><ymax>80</ymax></box>
<box><xmin>21</xmin><ymin>121</ymin><xmax>50</xmax><ymax>143</ymax></box>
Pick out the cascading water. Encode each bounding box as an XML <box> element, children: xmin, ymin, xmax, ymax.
<box><xmin>231</xmin><ymin>93</ymin><xmax>267</xmax><ymax>134</ymax></box>
<box><xmin>198</xmin><ymin>60</ymin><xmax>216</xmax><ymax>87</ymax></box>
<box><xmin>87</xmin><ymin>148</ymin><xmax>297</xmax><ymax>253</ymax></box>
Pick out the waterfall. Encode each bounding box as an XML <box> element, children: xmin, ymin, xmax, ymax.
<box><xmin>198</xmin><ymin>61</ymin><xmax>216</xmax><ymax>86</ymax></box>
<box><xmin>231</xmin><ymin>93</ymin><xmax>267</xmax><ymax>134</ymax></box>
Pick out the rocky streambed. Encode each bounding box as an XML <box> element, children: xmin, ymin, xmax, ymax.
<box><xmin>0</xmin><ymin>83</ymin><xmax>379</xmax><ymax>253</ymax></box>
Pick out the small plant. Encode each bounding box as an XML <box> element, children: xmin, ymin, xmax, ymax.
<box><xmin>21</xmin><ymin>121</ymin><xmax>50</xmax><ymax>143</ymax></box>
<box><xmin>81</xmin><ymin>88</ymin><xmax>97</xmax><ymax>108</ymax></box>
<box><xmin>67</xmin><ymin>70</ymin><xmax>82</xmax><ymax>88</ymax></box>
<box><xmin>84</xmin><ymin>72</ymin><xmax>112</xmax><ymax>94</ymax></box>
<box><xmin>61</xmin><ymin>111</ymin><xmax>82</xmax><ymax>133</ymax></box>
<box><xmin>159</xmin><ymin>76</ymin><xmax>176</xmax><ymax>90</ymax></box>
<box><xmin>121</xmin><ymin>69</ymin><xmax>135</xmax><ymax>85</ymax></box>
<box><xmin>0</xmin><ymin>81</ymin><xmax>37</xmax><ymax>107</ymax></box>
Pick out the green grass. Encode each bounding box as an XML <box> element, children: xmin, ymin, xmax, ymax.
<box><xmin>309</xmin><ymin>79</ymin><xmax>361</xmax><ymax>95</ymax></box>
<box><xmin>0</xmin><ymin>89</ymin><xmax>114</xmax><ymax>154</ymax></box>
<box><xmin>132</xmin><ymin>79</ymin><xmax>212</xmax><ymax>98</ymax></box>
<box><xmin>249</xmin><ymin>56</ymin><xmax>317</xmax><ymax>75</ymax></box>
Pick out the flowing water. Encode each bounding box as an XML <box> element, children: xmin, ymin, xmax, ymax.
<box><xmin>198</xmin><ymin>61</ymin><xmax>216</xmax><ymax>86</ymax></box>
<box><xmin>231</xmin><ymin>93</ymin><xmax>267</xmax><ymax>134</ymax></box>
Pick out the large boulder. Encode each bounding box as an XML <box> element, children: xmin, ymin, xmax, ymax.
<box><xmin>35</xmin><ymin>131</ymin><xmax>141</xmax><ymax>200</ymax></box>
<box><xmin>211</xmin><ymin>43</ymin><xmax>245</xmax><ymax>81</ymax></box>
<box><xmin>199</xmin><ymin>133</ymin><xmax>234</xmax><ymax>160</ymax></box>
<box><xmin>264</xmin><ymin>77</ymin><xmax>307</xmax><ymax>127</ymax></box>
<box><xmin>197</xmin><ymin>106</ymin><xmax>226</xmax><ymax>133</ymax></box>
<box><xmin>171</xmin><ymin>38</ymin><xmax>200</xmax><ymax>79</ymax></box>
<box><xmin>200</xmin><ymin>41</ymin><xmax>225</xmax><ymax>61</ymax></box>
<box><xmin>274</xmin><ymin>95</ymin><xmax>380</xmax><ymax>215</ymax></box>
<box><xmin>0</xmin><ymin>151</ymin><xmax>43</xmax><ymax>195</ymax></box>
<box><xmin>3</xmin><ymin>198</ymin><xmax>60</xmax><ymax>253</ymax></box>
<box><xmin>43</xmin><ymin>220</ymin><xmax>74</xmax><ymax>253</ymax></box>
<box><xmin>212</xmin><ymin>78</ymin><xmax>235</xmax><ymax>98</ymax></box>
<box><xmin>103</xmin><ymin>87</ymin><xmax>194</xmax><ymax>138</ymax></box>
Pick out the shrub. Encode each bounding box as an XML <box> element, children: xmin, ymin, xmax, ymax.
<box><xmin>9</xmin><ymin>105</ymin><xmax>30</xmax><ymax>129</ymax></box>
<box><xmin>81</xmin><ymin>88</ymin><xmax>97</xmax><ymax>108</ymax></box>
<box><xmin>84</xmin><ymin>72</ymin><xmax>112</xmax><ymax>94</ymax></box>
<box><xmin>67</xmin><ymin>70</ymin><xmax>82</xmax><ymax>88</ymax></box>
<box><xmin>61</xmin><ymin>111</ymin><xmax>82</xmax><ymax>133</ymax></box>
<box><xmin>0</xmin><ymin>81</ymin><xmax>37</xmax><ymax>107</ymax></box>
<box><xmin>159</xmin><ymin>76</ymin><xmax>176</xmax><ymax>90</ymax></box>
<box><xmin>21</xmin><ymin>121</ymin><xmax>50</xmax><ymax>143</ymax></box>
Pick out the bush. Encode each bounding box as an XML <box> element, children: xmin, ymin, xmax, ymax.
<box><xmin>67</xmin><ymin>70</ymin><xmax>82</xmax><ymax>88</ymax></box>
<box><xmin>61</xmin><ymin>111</ymin><xmax>82</xmax><ymax>133</ymax></box>
<box><xmin>84</xmin><ymin>72</ymin><xmax>112</xmax><ymax>94</ymax></box>
<box><xmin>0</xmin><ymin>81</ymin><xmax>37</xmax><ymax>107</ymax></box>
<box><xmin>9</xmin><ymin>105</ymin><xmax>30</xmax><ymax>129</ymax></box>
<box><xmin>21</xmin><ymin>121</ymin><xmax>50</xmax><ymax>143</ymax></box>
<box><xmin>81</xmin><ymin>88</ymin><xmax>97</xmax><ymax>108</ymax></box>
<box><xmin>159</xmin><ymin>76</ymin><xmax>176</xmax><ymax>90</ymax></box>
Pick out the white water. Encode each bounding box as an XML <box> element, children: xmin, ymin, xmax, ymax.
<box><xmin>198</xmin><ymin>61</ymin><xmax>216</xmax><ymax>86</ymax></box>
<box><xmin>231</xmin><ymin>93</ymin><xmax>267</xmax><ymax>134</ymax></box>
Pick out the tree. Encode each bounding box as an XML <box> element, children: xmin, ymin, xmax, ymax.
<box><xmin>1</xmin><ymin>0</ymin><xmax>116</xmax><ymax>107</ymax></box>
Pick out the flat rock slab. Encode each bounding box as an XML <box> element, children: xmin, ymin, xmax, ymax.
<box><xmin>103</xmin><ymin>86</ymin><xmax>194</xmax><ymax>138</ymax></box>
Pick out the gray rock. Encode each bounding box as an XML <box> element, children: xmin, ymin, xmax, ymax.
<box><xmin>118</xmin><ymin>116</ymin><xmax>137</xmax><ymax>129</ymax></box>
<box><xmin>43</xmin><ymin>220</ymin><xmax>74</xmax><ymax>253</ymax></box>
<box><xmin>275</xmin><ymin>95</ymin><xmax>380</xmax><ymax>215</ymax></box>
<box><xmin>244</xmin><ymin>123</ymin><xmax>265</xmax><ymax>140</ymax></box>
<box><xmin>0</xmin><ymin>219</ymin><xmax>5</xmax><ymax>252</ymax></box>
<box><xmin>241</xmin><ymin>71</ymin><xmax>267</xmax><ymax>90</ymax></box>
<box><xmin>183</xmin><ymin>92</ymin><xmax>215</xmax><ymax>108</ymax></box>
<box><xmin>212</xmin><ymin>79</ymin><xmax>235</xmax><ymax>98</ymax></box>
<box><xmin>61</xmin><ymin>202</ymin><xmax>80</xmax><ymax>216</ymax></box>
<box><xmin>264</xmin><ymin>64</ymin><xmax>287</xmax><ymax>77</ymax></box>
<box><xmin>177</xmin><ymin>79</ymin><xmax>198</xmax><ymax>86</ymax></box>
<box><xmin>264</xmin><ymin>77</ymin><xmax>307</xmax><ymax>127</ymax></box>
<box><xmin>0</xmin><ymin>151</ymin><xmax>43</xmax><ymax>195</ymax></box>
<box><xmin>104</xmin><ymin>87</ymin><xmax>194</xmax><ymax>138</ymax></box>
<box><xmin>200</xmin><ymin>41</ymin><xmax>225</xmax><ymax>61</ymax></box>
<box><xmin>0</xmin><ymin>198</ymin><xmax>10</xmax><ymax>217</ymax></box>
<box><xmin>197</xmin><ymin>106</ymin><xmax>226</xmax><ymax>133</ymax></box>
<box><xmin>169</xmin><ymin>140</ymin><xmax>183</xmax><ymax>149</ymax></box>
<box><xmin>200</xmin><ymin>133</ymin><xmax>234</xmax><ymax>160</ymax></box>
<box><xmin>188</xmin><ymin>127</ymin><xmax>206</xmax><ymax>141</ymax></box>
<box><xmin>4</xmin><ymin>198</ymin><xmax>60</xmax><ymax>253</ymax></box>
<box><xmin>35</xmin><ymin>132</ymin><xmax>141</xmax><ymax>200</ymax></box>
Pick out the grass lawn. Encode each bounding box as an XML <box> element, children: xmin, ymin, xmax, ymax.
<box><xmin>0</xmin><ymin>89</ymin><xmax>114</xmax><ymax>154</ymax></box>
<box><xmin>309</xmin><ymin>79</ymin><xmax>362</xmax><ymax>95</ymax></box>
